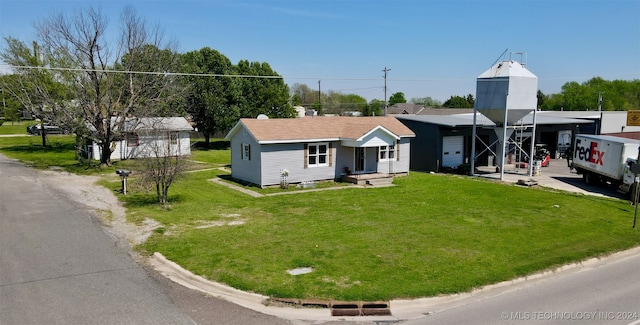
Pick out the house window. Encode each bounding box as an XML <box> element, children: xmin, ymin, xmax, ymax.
<box><xmin>126</xmin><ymin>133</ymin><xmax>139</xmax><ymax>147</ymax></box>
<box><xmin>307</xmin><ymin>143</ymin><xmax>328</xmax><ymax>167</ymax></box>
<box><xmin>170</xmin><ymin>132</ymin><xmax>178</xmax><ymax>146</ymax></box>
<box><xmin>241</xmin><ymin>143</ymin><xmax>251</xmax><ymax>160</ymax></box>
<box><xmin>379</xmin><ymin>143</ymin><xmax>395</xmax><ymax>161</ymax></box>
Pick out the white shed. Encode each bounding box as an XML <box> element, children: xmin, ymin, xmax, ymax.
<box><xmin>90</xmin><ymin>117</ymin><xmax>193</xmax><ymax>161</ymax></box>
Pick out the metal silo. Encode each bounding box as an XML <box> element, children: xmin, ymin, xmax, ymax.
<box><xmin>471</xmin><ymin>54</ymin><xmax>539</xmax><ymax>179</ymax></box>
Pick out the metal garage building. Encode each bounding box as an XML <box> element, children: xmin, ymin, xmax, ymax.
<box><xmin>396</xmin><ymin>112</ymin><xmax>595</xmax><ymax>173</ymax></box>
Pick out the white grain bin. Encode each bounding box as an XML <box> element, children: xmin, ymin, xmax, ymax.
<box><xmin>472</xmin><ymin>58</ymin><xmax>539</xmax><ymax>179</ymax></box>
<box><xmin>475</xmin><ymin>60</ymin><xmax>538</xmax><ymax>126</ymax></box>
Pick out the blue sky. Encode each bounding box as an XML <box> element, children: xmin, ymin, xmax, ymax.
<box><xmin>1</xmin><ymin>0</ymin><xmax>638</xmax><ymax>102</ymax></box>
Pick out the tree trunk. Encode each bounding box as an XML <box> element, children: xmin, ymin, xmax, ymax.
<box><xmin>162</xmin><ymin>184</ymin><xmax>169</xmax><ymax>205</ymax></box>
<box><xmin>204</xmin><ymin>133</ymin><xmax>210</xmax><ymax>148</ymax></box>
<box><xmin>156</xmin><ymin>183</ymin><xmax>163</xmax><ymax>204</ymax></box>
<box><xmin>100</xmin><ymin>141</ymin><xmax>111</xmax><ymax>166</ymax></box>
<box><xmin>75</xmin><ymin>135</ymin><xmax>83</xmax><ymax>161</ymax></box>
<box><xmin>40</xmin><ymin>121</ymin><xmax>46</xmax><ymax>147</ymax></box>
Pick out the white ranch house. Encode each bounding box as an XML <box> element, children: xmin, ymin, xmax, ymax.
<box><xmin>89</xmin><ymin>117</ymin><xmax>193</xmax><ymax>161</ymax></box>
<box><xmin>225</xmin><ymin>116</ymin><xmax>415</xmax><ymax>188</ymax></box>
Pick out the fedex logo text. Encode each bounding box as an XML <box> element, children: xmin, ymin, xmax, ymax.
<box><xmin>575</xmin><ymin>139</ymin><xmax>605</xmax><ymax>165</ymax></box>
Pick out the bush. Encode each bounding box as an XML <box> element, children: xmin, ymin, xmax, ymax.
<box><xmin>457</xmin><ymin>163</ymin><xmax>471</xmax><ymax>175</ymax></box>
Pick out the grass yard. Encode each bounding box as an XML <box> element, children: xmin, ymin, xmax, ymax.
<box><xmin>1</xmin><ymin>135</ymin><xmax>639</xmax><ymax>301</ymax></box>
<box><xmin>0</xmin><ymin>135</ymin><xmax>139</xmax><ymax>175</ymax></box>
<box><xmin>134</xmin><ymin>169</ymin><xmax>640</xmax><ymax>301</ymax></box>
<box><xmin>0</xmin><ymin>135</ymin><xmax>79</xmax><ymax>169</ymax></box>
<box><xmin>0</xmin><ymin>120</ymin><xmax>38</xmax><ymax>135</ymax></box>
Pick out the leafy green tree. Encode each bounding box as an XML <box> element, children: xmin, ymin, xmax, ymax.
<box><xmin>443</xmin><ymin>94</ymin><xmax>474</xmax><ymax>108</ymax></box>
<box><xmin>466</xmin><ymin>94</ymin><xmax>475</xmax><ymax>107</ymax></box>
<box><xmin>541</xmin><ymin>77</ymin><xmax>640</xmax><ymax>111</ymax></box>
<box><xmin>339</xmin><ymin>93</ymin><xmax>368</xmax><ymax>114</ymax></box>
<box><xmin>388</xmin><ymin>91</ymin><xmax>407</xmax><ymax>106</ymax></box>
<box><xmin>411</xmin><ymin>96</ymin><xmax>442</xmax><ymax>107</ymax></box>
<box><xmin>180</xmin><ymin>47</ymin><xmax>238</xmax><ymax>146</ymax></box>
<box><xmin>0</xmin><ymin>74</ymin><xmax>26</xmax><ymax>122</ymax></box>
<box><xmin>235</xmin><ymin>60</ymin><xmax>293</xmax><ymax>119</ymax></box>
<box><xmin>115</xmin><ymin>44</ymin><xmax>184</xmax><ymax>117</ymax></box>
<box><xmin>537</xmin><ymin>90</ymin><xmax>547</xmax><ymax>109</ymax></box>
<box><xmin>365</xmin><ymin>99</ymin><xmax>384</xmax><ymax>116</ymax></box>
<box><xmin>291</xmin><ymin>93</ymin><xmax>301</xmax><ymax>106</ymax></box>
<box><xmin>0</xmin><ymin>38</ymin><xmax>72</xmax><ymax>146</ymax></box>
<box><xmin>320</xmin><ymin>91</ymin><xmax>367</xmax><ymax>115</ymax></box>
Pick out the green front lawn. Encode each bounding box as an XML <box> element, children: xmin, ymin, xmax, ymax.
<box><xmin>0</xmin><ymin>135</ymin><xmax>79</xmax><ymax>169</ymax></box>
<box><xmin>135</xmin><ymin>170</ymin><xmax>640</xmax><ymax>301</ymax></box>
<box><xmin>0</xmin><ymin>120</ymin><xmax>37</xmax><ymax>135</ymax></box>
<box><xmin>1</xmin><ymin>135</ymin><xmax>639</xmax><ymax>301</ymax></box>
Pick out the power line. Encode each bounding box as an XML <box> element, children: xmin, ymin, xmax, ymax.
<box><xmin>2</xmin><ymin>64</ymin><xmax>475</xmax><ymax>82</ymax></box>
<box><xmin>4</xmin><ymin>64</ymin><xmax>637</xmax><ymax>83</ymax></box>
<box><xmin>327</xmin><ymin>86</ymin><xmax>382</xmax><ymax>92</ymax></box>
<box><xmin>2</xmin><ymin>64</ymin><xmax>285</xmax><ymax>79</ymax></box>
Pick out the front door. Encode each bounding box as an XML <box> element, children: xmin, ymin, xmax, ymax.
<box><xmin>355</xmin><ymin>147</ymin><xmax>365</xmax><ymax>173</ymax></box>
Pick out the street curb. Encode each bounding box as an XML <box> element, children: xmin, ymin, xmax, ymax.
<box><xmin>149</xmin><ymin>246</ymin><xmax>640</xmax><ymax>322</ymax></box>
<box><xmin>390</xmin><ymin>246</ymin><xmax>640</xmax><ymax>318</ymax></box>
<box><xmin>149</xmin><ymin>253</ymin><xmax>403</xmax><ymax>322</ymax></box>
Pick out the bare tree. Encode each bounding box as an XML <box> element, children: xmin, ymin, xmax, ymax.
<box><xmin>290</xmin><ymin>83</ymin><xmax>317</xmax><ymax>107</ymax></box>
<box><xmin>0</xmin><ymin>39</ymin><xmax>71</xmax><ymax>146</ymax></box>
<box><xmin>133</xmin><ymin>119</ymin><xmax>188</xmax><ymax>205</ymax></box>
<box><xmin>2</xmin><ymin>6</ymin><xmax>181</xmax><ymax>165</ymax></box>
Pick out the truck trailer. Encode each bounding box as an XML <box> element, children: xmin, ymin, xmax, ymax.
<box><xmin>572</xmin><ymin>134</ymin><xmax>640</xmax><ymax>196</ymax></box>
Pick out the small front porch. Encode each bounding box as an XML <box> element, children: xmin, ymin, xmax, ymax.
<box><xmin>341</xmin><ymin>172</ymin><xmax>395</xmax><ymax>186</ymax></box>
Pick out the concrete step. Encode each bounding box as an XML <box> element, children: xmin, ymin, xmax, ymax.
<box><xmin>366</xmin><ymin>177</ymin><xmax>394</xmax><ymax>186</ymax></box>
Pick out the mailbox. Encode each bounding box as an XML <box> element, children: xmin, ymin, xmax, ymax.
<box><xmin>115</xmin><ymin>169</ymin><xmax>131</xmax><ymax>194</ymax></box>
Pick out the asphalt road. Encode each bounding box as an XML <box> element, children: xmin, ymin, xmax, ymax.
<box><xmin>0</xmin><ymin>154</ymin><xmax>290</xmax><ymax>325</ymax></box>
<box><xmin>401</xmin><ymin>248</ymin><xmax>640</xmax><ymax>325</ymax></box>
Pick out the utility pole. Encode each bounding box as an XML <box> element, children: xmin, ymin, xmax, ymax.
<box><xmin>597</xmin><ymin>92</ymin><xmax>604</xmax><ymax>112</ymax></box>
<box><xmin>317</xmin><ymin>80</ymin><xmax>321</xmax><ymax>115</ymax></box>
<box><xmin>382</xmin><ymin>67</ymin><xmax>390</xmax><ymax>115</ymax></box>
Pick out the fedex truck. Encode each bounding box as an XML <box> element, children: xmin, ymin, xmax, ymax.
<box><xmin>572</xmin><ymin>134</ymin><xmax>640</xmax><ymax>196</ymax></box>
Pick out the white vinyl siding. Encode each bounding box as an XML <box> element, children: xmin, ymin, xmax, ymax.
<box><xmin>230</xmin><ymin>128</ymin><xmax>261</xmax><ymax>185</ymax></box>
<box><xmin>376</xmin><ymin>138</ymin><xmax>410</xmax><ymax>173</ymax></box>
<box><xmin>93</xmin><ymin>131</ymin><xmax>191</xmax><ymax>160</ymax></box>
<box><xmin>260</xmin><ymin>142</ymin><xmax>336</xmax><ymax>186</ymax></box>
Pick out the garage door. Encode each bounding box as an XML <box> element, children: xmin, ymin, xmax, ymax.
<box><xmin>442</xmin><ymin>136</ymin><xmax>464</xmax><ymax>168</ymax></box>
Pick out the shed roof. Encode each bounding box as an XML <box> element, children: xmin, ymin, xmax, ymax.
<box><xmin>125</xmin><ymin>117</ymin><xmax>193</xmax><ymax>131</ymax></box>
<box><xmin>396</xmin><ymin>111</ymin><xmax>594</xmax><ymax>127</ymax></box>
<box><xmin>226</xmin><ymin>116</ymin><xmax>415</xmax><ymax>144</ymax></box>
